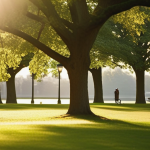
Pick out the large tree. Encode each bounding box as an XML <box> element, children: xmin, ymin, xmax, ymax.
<box><xmin>0</xmin><ymin>0</ymin><xmax>150</xmax><ymax>114</ymax></box>
<box><xmin>95</xmin><ymin>6</ymin><xmax>150</xmax><ymax>103</ymax></box>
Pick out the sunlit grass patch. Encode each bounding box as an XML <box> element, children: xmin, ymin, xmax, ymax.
<box><xmin>0</xmin><ymin>103</ymin><xmax>150</xmax><ymax>150</ymax></box>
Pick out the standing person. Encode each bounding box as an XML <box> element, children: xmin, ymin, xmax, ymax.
<box><xmin>114</xmin><ymin>88</ymin><xmax>121</xmax><ymax>104</ymax></box>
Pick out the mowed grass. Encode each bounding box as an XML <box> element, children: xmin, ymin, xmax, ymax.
<box><xmin>0</xmin><ymin>103</ymin><xmax>150</xmax><ymax>150</ymax></box>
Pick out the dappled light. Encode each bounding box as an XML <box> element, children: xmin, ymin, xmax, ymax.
<box><xmin>1</xmin><ymin>103</ymin><xmax>150</xmax><ymax>149</ymax></box>
<box><xmin>1</xmin><ymin>1</ymin><xmax>150</xmax><ymax>149</ymax></box>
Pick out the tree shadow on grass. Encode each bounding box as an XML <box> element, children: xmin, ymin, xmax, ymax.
<box><xmin>1</xmin><ymin>116</ymin><xmax>150</xmax><ymax>150</ymax></box>
<box><xmin>90</xmin><ymin>103</ymin><xmax>150</xmax><ymax>112</ymax></box>
<box><xmin>52</xmin><ymin>113</ymin><xmax>150</xmax><ymax>130</ymax></box>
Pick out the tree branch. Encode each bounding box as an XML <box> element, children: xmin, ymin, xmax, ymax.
<box><xmin>14</xmin><ymin>65</ymin><xmax>24</xmax><ymax>74</ymax></box>
<box><xmin>67</xmin><ymin>0</ymin><xmax>90</xmax><ymax>24</ymax></box>
<box><xmin>111</xmin><ymin>61</ymin><xmax>123</xmax><ymax>68</ymax></box>
<box><xmin>61</xmin><ymin>18</ymin><xmax>74</xmax><ymax>30</ymax></box>
<box><xmin>0</xmin><ymin>26</ymin><xmax>69</xmax><ymax>66</ymax></box>
<box><xmin>26</xmin><ymin>12</ymin><xmax>46</xmax><ymax>23</ymax></box>
<box><xmin>29</xmin><ymin>0</ymin><xmax>73</xmax><ymax>47</ymax></box>
<box><xmin>26</xmin><ymin>11</ymin><xmax>74</xmax><ymax>32</ymax></box>
<box><xmin>37</xmin><ymin>23</ymin><xmax>45</xmax><ymax>41</ymax></box>
<box><xmin>7</xmin><ymin>66</ymin><xmax>24</xmax><ymax>76</ymax></box>
<box><xmin>29</xmin><ymin>0</ymin><xmax>49</xmax><ymax>17</ymax></box>
<box><xmin>90</xmin><ymin>0</ymin><xmax>150</xmax><ymax>29</ymax></box>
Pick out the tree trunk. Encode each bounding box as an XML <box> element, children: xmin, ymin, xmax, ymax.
<box><xmin>31</xmin><ymin>73</ymin><xmax>34</xmax><ymax>104</ymax></box>
<box><xmin>64</xmin><ymin>26</ymin><xmax>100</xmax><ymax>115</ymax></box>
<box><xmin>90</xmin><ymin>67</ymin><xmax>104</xmax><ymax>103</ymax></box>
<box><xmin>6</xmin><ymin>66</ymin><xmax>23</xmax><ymax>104</ymax></box>
<box><xmin>6</xmin><ymin>74</ymin><xmax>17</xmax><ymax>103</ymax></box>
<box><xmin>0</xmin><ymin>90</ymin><xmax>2</xmax><ymax>104</ymax></box>
<box><xmin>134</xmin><ymin>69</ymin><xmax>146</xmax><ymax>104</ymax></box>
<box><xmin>67</xmin><ymin>67</ymin><xmax>93</xmax><ymax>115</ymax></box>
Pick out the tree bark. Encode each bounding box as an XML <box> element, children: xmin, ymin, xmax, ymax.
<box><xmin>0</xmin><ymin>90</ymin><xmax>2</xmax><ymax>104</ymax></box>
<box><xmin>134</xmin><ymin>69</ymin><xmax>146</xmax><ymax>104</ymax></box>
<box><xmin>67</xmin><ymin>67</ymin><xmax>93</xmax><ymax>115</ymax></box>
<box><xmin>6</xmin><ymin>73</ymin><xmax>17</xmax><ymax>103</ymax></box>
<box><xmin>6</xmin><ymin>66</ymin><xmax>23</xmax><ymax>104</ymax></box>
<box><xmin>90</xmin><ymin>67</ymin><xmax>104</xmax><ymax>103</ymax></box>
<box><xmin>31</xmin><ymin>73</ymin><xmax>34</xmax><ymax>104</ymax></box>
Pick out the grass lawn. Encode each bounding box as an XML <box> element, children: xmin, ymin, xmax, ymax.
<box><xmin>0</xmin><ymin>103</ymin><xmax>150</xmax><ymax>150</ymax></box>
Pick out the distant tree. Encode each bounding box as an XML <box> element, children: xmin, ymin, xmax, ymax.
<box><xmin>0</xmin><ymin>83</ymin><xmax>2</xmax><ymax>104</ymax></box>
<box><xmin>89</xmin><ymin>48</ymin><xmax>115</xmax><ymax>103</ymax></box>
<box><xmin>6</xmin><ymin>53</ymin><xmax>34</xmax><ymax>103</ymax></box>
<box><xmin>0</xmin><ymin>31</ymin><xmax>51</xmax><ymax>103</ymax></box>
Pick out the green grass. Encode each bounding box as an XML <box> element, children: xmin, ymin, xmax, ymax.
<box><xmin>0</xmin><ymin>103</ymin><xmax>150</xmax><ymax>150</ymax></box>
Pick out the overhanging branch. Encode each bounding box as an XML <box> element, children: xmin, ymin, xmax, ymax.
<box><xmin>0</xmin><ymin>26</ymin><xmax>69</xmax><ymax>66</ymax></box>
<box><xmin>26</xmin><ymin>12</ymin><xmax>46</xmax><ymax>23</ymax></box>
<box><xmin>90</xmin><ymin>0</ymin><xmax>150</xmax><ymax>29</ymax></box>
<box><xmin>29</xmin><ymin>0</ymin><xmax>73</xmax><ymax>47</ymax></box>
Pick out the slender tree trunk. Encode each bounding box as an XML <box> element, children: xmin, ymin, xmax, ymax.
<box><xmin>6</xmin><ymin>74</ymin><xmax>17</xmax><ymax>103</ymax></box>
<box><xmin>134</xmin><ymin>69</ymin><xmax>146</xmax><ymax>104</ymax></box>
<box><xmin>0</xmin><ymin>90</ymin><xmax>2</xmax><ymax>104</ymax></box>
<box><xmin>67</xmin><ymin>67</ymin><xmax>93</xmax><ymax>115</ymax></box>
<box><xmin>31</xmin><ymin>73</ymin><xmax>34</xmax><ymax>104</ymax></box>
<box><xmin>90</xmin><ymin>67</ymin><xmax>104</xmax><ymax>103</ymax></box>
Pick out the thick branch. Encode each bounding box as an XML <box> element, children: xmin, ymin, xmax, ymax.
<box><xmin>26</xmin><ymin>12</ymin><xmax>74</xmax><ymax>32</ymax></box>
<box><xmin>90</xmin><ymin>0</ymin><xmax>150</xmax><ymax>29</ymax></box>
<box><xmin>26</xmin><ymin>12</ymin><xmax>46</xmax><ymax>23</ymax></box>
<box><xmin>14</xmin><ymin>65</ymin><xmax>24</xmax><ymax>75</ymax></box>
<box><xmin>0</xmin><ymin>26</ymin><xmax>69</xmax><ymax>66</ymax></box>
<box><xmin>29</xmin><ymin>0</ymin><xmax>49</xmax><ymax>17</ymax></box>
<box><xmin>7</xmin><ymin>65</ymin><xmax>23</xmax><ymax>76</ymax></box>
<box><xmin>41</xmin><ymin>0</ymin><xmax>60</xmax><ymax>18</ymax></box>
<box><xmin>61</xmin><ymin>18</ymin><xmax>74</xmax><ymax>30</ymax></box>
<box><xmin>67</xmin><ymin>0</ymin><xmax>90</xmax><ymax>24</ymax></box>
<box><xmin>30</xmin><ymin>0</ymin><xmax>73</xmax><ymax>46</ymax></box>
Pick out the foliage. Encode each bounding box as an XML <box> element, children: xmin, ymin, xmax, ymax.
<box><xmin>0</xmin><ymin>32</ymin><xmax>28</xmax><ymax>81</ymax></box>
<box><xmin>113</xmin><ymin>6</ymin><xmax>150</xmax><ymax>37</ymax></box>
<box><xmin>111</xmin><ymin>6</ymin><xmax>150</xmax><ymax>72</ymax></box>
<box><xmin>0</xmin><ymin>30</ymin><xmax>51</xmax><ymax>81</ymax></box>
<box><xmin>90</xmin><ymin>6</ymin><xmax>150</xmax><ymax>73</ymax></box>
<box><xmin>29</xmin><ymin>49</ymin><xmax>51</xmax><ymax>80</ymax></box>
<box><xmin>49</xmin><ymin>59</ymin><xmax>59</xmax><ymax>77</ymax></box>
<box><xmin>90</xmin><ymin>23</ymin><xmax>117</xmax><ymax>69</ymax></box>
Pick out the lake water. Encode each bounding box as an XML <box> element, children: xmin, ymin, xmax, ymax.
<box><xmin>2</xmin><ymin>98</ymin><xmax>150</xmax><ymax>104</ymax></box>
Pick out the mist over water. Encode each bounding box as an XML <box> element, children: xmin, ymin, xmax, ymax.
<box><xmin>1</xmin><ymin>67</ymin><xmax>150</xmax><ymax>101</ymax></box>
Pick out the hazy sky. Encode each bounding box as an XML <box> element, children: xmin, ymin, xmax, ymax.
<box><xmin>1</xmin><ymin>67</ymin><xmax>150</xmax><ymax>99</ymax></box>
